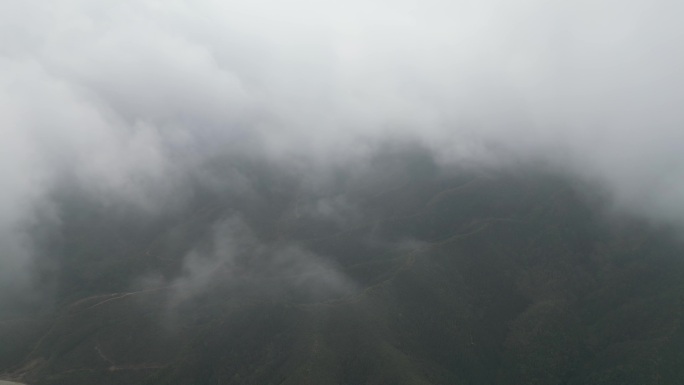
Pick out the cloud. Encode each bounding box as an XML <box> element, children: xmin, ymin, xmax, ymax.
<box><xmin>163</xmin><ymin>216</ymin><xmax>356</xmax><ymax>309</ymax></box>
<box><xmin>1</xmin><ymin>0</ymin><xmax>684</xmax><ymax>301</ymax></box>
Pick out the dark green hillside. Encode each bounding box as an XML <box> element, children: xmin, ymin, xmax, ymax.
<box><xmin>2</xmin><ymin>154</ymin><xmax>684</xmax><ymax>385</ymax></box>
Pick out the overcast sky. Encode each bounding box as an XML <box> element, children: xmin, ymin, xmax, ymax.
<box><xmin>1</xmin><ymin>0</ymin><xmax>684</xmax><ymax>299</ymax></box>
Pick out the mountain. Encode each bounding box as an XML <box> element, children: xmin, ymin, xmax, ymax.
<box><xmin>2</xmin><ymin>149</ymin><xmax>684</xmax><ymax>385</ymax></box>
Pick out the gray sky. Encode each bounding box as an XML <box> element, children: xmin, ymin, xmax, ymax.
<box><xmin>1</xmin><ymin>0</ymin><xmax>684</xmax><ymax>297</ymax></box>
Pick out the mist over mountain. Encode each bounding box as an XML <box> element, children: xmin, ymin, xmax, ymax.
<box><xmin>3</xmin><ymin>149</ymin><xmax>684</xmax><ymax>384</ymax></box>
<box><xmin>2</xmin><ymin>0</ymin><xmax>684</xmax><ymax>384</ymax></box>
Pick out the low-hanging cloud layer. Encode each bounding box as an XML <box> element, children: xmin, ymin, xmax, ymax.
<box><xmin>1</xmin><ymin>0</ymin><xmax>684</xmax><ymax>301</ymax></box>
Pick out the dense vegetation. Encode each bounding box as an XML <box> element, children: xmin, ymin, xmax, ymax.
<box><xmin>2</xmin><ymin>149</ymin><xmax>684</xmax><ymax>384</ymax></box>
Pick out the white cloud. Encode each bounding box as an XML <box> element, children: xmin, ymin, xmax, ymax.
<box><xmin>1</xmin><ymin>0</ymin><xmax>684</xmax><ymax>296</ymax></box>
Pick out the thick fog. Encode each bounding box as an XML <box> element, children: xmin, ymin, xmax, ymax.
<box><xmin>1</xmin><ymin>0</ymin><xmax>683</xmax><ymax>307</ymax></box>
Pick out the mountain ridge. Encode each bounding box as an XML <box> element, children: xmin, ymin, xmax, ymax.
<box><xmin>2</xmin><ymin>155</ymin><xmax>684</xmax><ymax>385</ymax></box>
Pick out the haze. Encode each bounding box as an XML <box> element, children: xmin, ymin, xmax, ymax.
<box><xmin>1</xmin><ymin>0</ymin><xmax>683</xmax><ymax>306</ymax></box>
